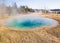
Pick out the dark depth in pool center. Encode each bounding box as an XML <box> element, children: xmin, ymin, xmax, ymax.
<box><xmin>5</xmin><ymin>17</ymin><xmax>58</xmax><ymax>29</ymax></box>
<box><xmin>6</xmin><ymin>19</ymin><xmax>46</xmax><ymax>28</ymax></box>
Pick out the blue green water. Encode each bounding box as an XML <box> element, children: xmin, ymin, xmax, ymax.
<box><xmin>5</xmin><ymin>18</ymin><xmax>47</xmax><ymax>29</ymax></box>
<box><xmin>4</xmin><ymin>17</ymin><xmax>58</xmax><ymax>29</ymax></box>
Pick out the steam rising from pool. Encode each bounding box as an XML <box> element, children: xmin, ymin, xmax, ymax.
<box><xmin>4</xmin><ymin>14</ymin><xmax>59</xmax><ymax>29</ymax></box>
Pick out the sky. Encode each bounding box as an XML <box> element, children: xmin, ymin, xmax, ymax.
<box><xmin>0</xmin><ymin>0</ymin><xmax>60</xmax><ymax>9</ymax></box>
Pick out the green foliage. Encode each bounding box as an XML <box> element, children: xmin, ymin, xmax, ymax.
<box><xmin>20</xmin><ymin>6</ymin><xmax>34</xmax><ymax>13</ymax></box>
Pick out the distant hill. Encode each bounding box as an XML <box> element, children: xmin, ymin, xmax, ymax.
<box><xmin>51</xmin><ymin>9</ymin><xmax>60</xmax><ymax>11</ymax></box>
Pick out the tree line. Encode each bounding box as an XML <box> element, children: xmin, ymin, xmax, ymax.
<box><xmin>0</xmin><ymin>3</ymin><xmax>35</xmax><ymax>16</ymax></box>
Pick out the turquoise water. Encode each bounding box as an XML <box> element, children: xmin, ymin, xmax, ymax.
<box><xmin>4</xmin><ymin>16</ymin><xmax>58</xmax><ymax>29</ymax></box>
<box><xmin>6</xmin><ymin>19</ymin><xmax>46</xmax><ymax>29</ymax></box>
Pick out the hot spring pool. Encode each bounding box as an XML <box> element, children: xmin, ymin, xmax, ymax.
<box><xmin>3</xmin><ymin>14</ymin><xmax>59</xmax><ymax>29</ymax></box>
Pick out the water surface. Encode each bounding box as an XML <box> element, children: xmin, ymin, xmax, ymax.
<box><xmin>4</xmin><ymin>14</ymin><xmax>59</xmax><ymax>29</ymax></box>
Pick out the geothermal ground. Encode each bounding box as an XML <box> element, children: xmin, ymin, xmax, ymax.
<box><xmin>0</xmin><ymin>13</ymin><xmax>60</xmax><ymax>43</ymax></box>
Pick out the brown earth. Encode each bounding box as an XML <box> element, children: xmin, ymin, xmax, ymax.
<box><xmin>0</xmin><ymin>13</ymin><xmax>60</xmax><ymax>43</ymax></box>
